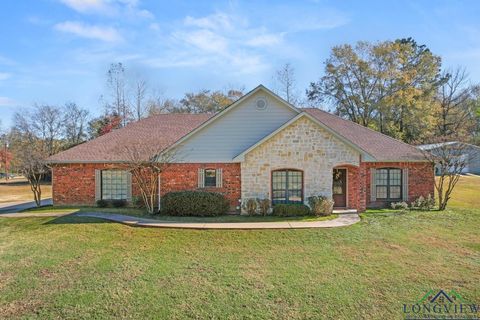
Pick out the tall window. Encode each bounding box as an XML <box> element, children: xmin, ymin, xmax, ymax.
<box><xmin>102</xmin><ymin>170</ymin><xmax>128</xmax><ymax>200</ymax></box>
<box><xmin>204</xmin><ymin>169</ymin><xmax>217</xmax><ymax>187</ymax></box>
<box><xmin>272</xmin><ymin>169</ymin><xmax>303</xmax><ymax>204</ymax></box>
<box><xmin>376</xmin><ymin>168</ymin><xmax>402</xmax><ymax>200</ymax></box>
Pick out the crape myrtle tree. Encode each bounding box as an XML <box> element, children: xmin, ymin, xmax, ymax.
<box><xmin>121</xmin><ymin>144</ymin><xmax>177</xmax><ymax>214</ymax></box>
<box><xmin>421</xmin><ymin>137</ymin><xmax>479</xmax><ymax>210</ymax></box>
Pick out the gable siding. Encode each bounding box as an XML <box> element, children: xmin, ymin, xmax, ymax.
<box><xmin>174</xmin><ymin>90</ymin><xmax>298</xmax><ymax>162</ymax></box>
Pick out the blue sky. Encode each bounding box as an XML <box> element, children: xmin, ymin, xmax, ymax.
<box><xmin>1</xmin><ymin>0</ymin><xmax>480</xmax><ymax>128</ymax></box>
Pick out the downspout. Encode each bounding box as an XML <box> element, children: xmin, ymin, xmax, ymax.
<box><xmin>158</xmin><ymin>173</ymin><xmax>161</xmax><ymax>211</ymax></box>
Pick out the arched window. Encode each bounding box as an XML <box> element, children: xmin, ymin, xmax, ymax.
<box><xmin>271</xmin><ymin>169</ymin><xmax>303</xmax><ymax>204</ymax></box>
<box><xmin>375</xmin><ymin>168</ymin><xmax>402</xmax><ymax>200</ymax></box>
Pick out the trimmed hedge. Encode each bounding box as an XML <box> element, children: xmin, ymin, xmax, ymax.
<box><xmin>272</xmin><ymin>204</ymin><xmax>311</xmax><ymax>217</ymax></box>
<box><xmin>161</xmin><ymin>191</ymin><xmax>230</xmax><ymax>216</ymax></box>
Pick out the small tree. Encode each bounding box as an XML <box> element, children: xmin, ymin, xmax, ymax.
<box><xmin>122</xmin><ymin>145</ymin><xmax>176</xmax><ymax>214</ymax></box>
<box><xmin>16</xmin><ymin>141</ymin><xmax>48</xmax><ymax>206</ymax></box>
<box><xmin>421</xmin><ymin>138</ymin><xmax>478</xmax><ymax>210</ymax></box>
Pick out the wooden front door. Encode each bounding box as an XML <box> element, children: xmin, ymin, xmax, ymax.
<box><xmin>332</xmin><ymin>169</ymin><xmax>347</xmax><ymax>208</ymax></box>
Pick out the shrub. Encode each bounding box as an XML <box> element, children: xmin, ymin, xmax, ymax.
<box><xmin>272</xmin><ymin>204</ymin><xmax>311</xmax><ymax>217</ymax></box>
<box><xmin>111</xmin><ymin>199</ymin><xmax>127</xmax><ymax>208</ymax></box>
<box><xmin>161</xmin><ymin>191</ymin><xmax>229</xmax><ymax>216</ymax></box>
<box><xmin>242</xmin><ymin>198</ymin><xmax>258</xmax><ymax>215</ymax></box>
<box><xmin>257</xmin><ymin>198</ymin><xmax>271</xmax><ymax>216</ymax></box>
<box><xmin>391</xmin><ymin>201</ymin><xmax>409</xmax><ymax>210</ymax></box>
<box><xmin>411</xmin><ymin>194</ymin><xmax>435</xmax><ymax>210</ymax></box>
<box><xmin>96</xmin><ymin>199</ymin><xmax>108</xmax><ymax>208</ymax></box>
<box><xmin>132</xmin><ymin>196</ymin><xmax>144</xmax><ymax>208</ymax></box>
<box><xmin>307</xmin><ymin>196</ymin><xmax>334</xmax><ymax>216</ymax></box>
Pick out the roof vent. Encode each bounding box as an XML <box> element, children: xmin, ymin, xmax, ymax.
<box><xmin>255</xmin><ymin>97</ymin><xmax>267</xmax><ymax>110</ymax></box>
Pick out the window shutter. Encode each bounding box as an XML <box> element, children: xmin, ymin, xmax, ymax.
<box><xmin>216</xmin><ymin>168</ymin><xmax>223</xmax><ymax>188</ymax></box>
<box><xmin>198</xmin><ymin>168</ymin><xmax>205</xmax><ymax>188</ymax></box>
<box><xmin>95</xmin><ymin>169</ymin><xmax>101</xmax><ymax>201</ymax></box>
<box><xmin>370</xmin><ymin>168</ymin><xmax>376</xmax><ymax>202</ymax></box>
<box><xmin>126</xmin><ymin>171</ymin><xmax>132</xmax><ymax>202</ymax></box>
<box><xmin>402</xmin><ymin>168</ymin><xmax>409</xmax><ymax>202</ymax></box>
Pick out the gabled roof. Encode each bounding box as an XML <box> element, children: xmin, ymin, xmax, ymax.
<box><xmin>47</xmin><ymin>114</ymin><xmax>212</xmax><ymax>163</ymax></box>
<box><xmin>302</xmin><ymin>108</ymin><xmax>427</xmax><ymax>162</ymax></box>
<box><xmin>47</xmin><ymin>85</ymin><xmax>428</xmax><ymax>163</ymax></box>
<box><xmin>233</xmin><ymin>112</ymin><xmax>375</xmax><ymax>161</ymax></box>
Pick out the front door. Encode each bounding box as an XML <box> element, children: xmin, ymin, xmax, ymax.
<box><xmin>332</xmin><ymin>169</ymin><xmax>347</xmax><ymax>208</ymax></box>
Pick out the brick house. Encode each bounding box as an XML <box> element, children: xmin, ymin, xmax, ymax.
<box><xmin>47</xmin><ymin>85</ymin><xmax>434</xmax><ymax>212</ymax></box>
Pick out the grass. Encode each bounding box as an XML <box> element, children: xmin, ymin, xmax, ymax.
<box><xmin>0</xmin><ymin>178</ymin><xmax>52</xmax><ymax>204</ymax></box>
<box><xmin>0</xmin><ymin>177</ymin><xmax>478</xmax><ymax>319</ymax></box>
<box><xmin>442</xmin><ymin>174</ymin><xmax>480</xmax><ymax>208</ymax></box>
<box><xmin>22</xmin><ymin>206</ymin><xmax>339</xmax><ymax>223</ymax></box>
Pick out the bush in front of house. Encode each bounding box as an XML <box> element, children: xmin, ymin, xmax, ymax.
<box><xmin>391</xmin><ymin>201</ymin><xmax>409</xmax><ymax>210</ymax></box>
<box><xmin>257</xmin><ymin>198</ymin><xmax>271</xmax><ymax>216</ymax></box>
<box><xmin>132</xmin><ymin>196</ymin><xmax>145</xmax><ymax>208</ymax></box>
<box><xmin>96</xmin><ymin>199</ymin><xmax>108</xmax><ymax>208</ymax></box>
<box><xmin>410</xmin><ymin>194</ymin><xmax>435</xmax><ymax>210</ymax></box>
<box><xmin>307</xmin><ymin>196</ymin><xmax>334</xmax><ymax>216</ymax></box>
<box><xmin>161</xmin><ymin>191</ymin><xmax>229</xmax><ymax>216</ymax></box>
<box><xmin>242</xmin><ymin>198</ymin><xmax>258</xmax><ymax>215</ymax></box>
<box><xmin>111</xmin><ymin>199</ymin><xmax>127</xmax><ymax>208</ymax></box>
<box><xmin>272</xmin><ymin>204</ymin><xmax>311</xmax><ymax>217</ymax></box>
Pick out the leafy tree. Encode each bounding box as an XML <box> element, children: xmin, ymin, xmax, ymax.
<box><xmin>307</xmin><ymin>38</ymin><xmax>443</xmax><ymax>143</ymax></box>
<box><xmin>173</xmin><ymin>89</ymin><xmax>243</xmax><ymax>113</ymax></box>
<box><xmin>88</xmin><ymin>113</ymin><xmax>122</xmax><ymax>138</ymax></box>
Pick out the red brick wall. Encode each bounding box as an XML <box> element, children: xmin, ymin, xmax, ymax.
<box><xmin>363</xmin><ymin>162</ymin><xmax>435</xmax><ymax>209</ymax></box>
<box><xmin>52</xmin><ymin>163</ymin><xmax>241</xmax><ymax>208</ymax></box>
<box><xmin>161</xmin><ymin>163</ymin><xmax>241</xmax><ymax>208</ymax></box>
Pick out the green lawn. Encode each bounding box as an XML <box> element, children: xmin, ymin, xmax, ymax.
<box><xmin>1</xmin><ymin>177</ymin><xmax>479</xmax><ymax>319</ymax></box>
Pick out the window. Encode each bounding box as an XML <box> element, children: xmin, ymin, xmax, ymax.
<box><xmin>376</xmin><ymin>168</ymin><xmax>402</xmax><ymax>200</ymax></box>
<box><xmin>272</xmin><ymin>169</ymin><xmax>303</xmax><ymax>204</ymax></box>
<box><xmin>204</xmin><ymin>169</ymin><xmax>217</xmax><ymax>187</ymax></box>
<box><xmin>102</xmin><ymin>170</ymin><xmax>128</xmax><ymax>200</ymax></box>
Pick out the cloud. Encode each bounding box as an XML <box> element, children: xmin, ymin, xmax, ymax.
<box><xmin>59</xmin><ymin>0</ymin><xmax>153</xmax><ymax>19</ymax></box>
<box><xmin>0</xmin><ymin>72</ymin><xmax>11</xmax><ymax>81</ymax></box>
<box><xmin>246</xmin><ymin>33</ymin><xmax>284</xmax><ymax>47</ymax></box>
<box><xmin>0</xmin><ymin>97</ymin><xmax>16</xmax><ymax>106</ymax></box>
<box><xmin>54</xmin><ymin>21</ymin><xmax>123</xmax><ymax>42</ymax></box>
<box><xmin>59</xmin><ymin>0</ymin><xmax>108</xmax><ymax>13</ymax></box>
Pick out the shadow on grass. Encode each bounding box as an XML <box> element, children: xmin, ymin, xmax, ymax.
<box><xmin>43</xmin><ymin>214</ymin><xmax>113</xmax><ymax>225</ymax></box>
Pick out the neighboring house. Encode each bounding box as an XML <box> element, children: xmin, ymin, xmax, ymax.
<box><xmin>47</xmin><ymin>85</ymin><xmax>434</xmax><ymax>212</ymax></box>
<box><xmin>418</xmin><ymin>142</ymin><xmax>480</xmax><ymax>175</ymax></box>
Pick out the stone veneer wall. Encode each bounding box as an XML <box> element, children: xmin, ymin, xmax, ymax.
<box><xmin>241</xmin><ymin>116</ymin><xmax>360</xmax><ymax>203</ymax></box>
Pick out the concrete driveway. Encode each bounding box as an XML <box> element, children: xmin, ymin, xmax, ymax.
<box><xmin>0</xmin><ymin>198</ymin><xmax>53</xmax><ymax>214</ymax></box>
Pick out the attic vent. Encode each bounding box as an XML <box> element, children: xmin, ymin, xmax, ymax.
<box><xmin>255</xmin><ymin>97</ymin><xmax>267</xmax><ymax>110</ymax></box>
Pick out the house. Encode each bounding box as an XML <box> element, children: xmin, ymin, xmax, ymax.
<box><xmin>47</xmin><ymin>85</ymin><xmax>434</xmax><ymax>212</ymax></box>
<box><xmin>418</xmin><ymin>141</ymin><xmax>480</xmax><ymax>175</ymax></box>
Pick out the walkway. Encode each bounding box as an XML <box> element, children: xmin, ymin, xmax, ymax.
<box><xmin>73</xmin><ymin>212</ymin><xmax>360</xmax><ymax>229</ymax></box>
<box><xmin>0</xmin><ymin>198</ymin><xmax>52</xmax><ymax>214</ymax></box>
<box><xmin>0</xmin><ymin>201</ymin><xmax>360</xmax><ymax>229</ymax></box>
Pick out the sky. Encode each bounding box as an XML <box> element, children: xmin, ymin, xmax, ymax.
<box><xmin>1</xmin><ymin>0</ymin><xmax>480</xmax><ymax>128</ymax></box>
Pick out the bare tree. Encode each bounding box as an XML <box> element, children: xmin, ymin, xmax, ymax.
<box><xmin>107</xmin><ymin>63</ymin><xmax>131</xmax><ymax>126</ymax></box>
<box><xmin>421</xmin><ymin>138</ymin><xmax>479</xmax><ymax>210</ymax></box>
<box><xmin>15</xmin><ymin>139</ymin><xmax>48</xmax><ymax>206</ymax></box>
<box><xmin>274</xmin><ymin>63</ymin><xmax>298</xmax><ymax>104</ymax></box>
<box><xmin>63</xmin><ymin>102</ymin><xmax>90</xmax><ymax>147</ymax></box>
<box><xmin>122</xmin><ymin>145</ymin><xmax>177</xmax><ymax>214</ymax></box>
<box><xmin>132</xmin><ymin>78</ymin><xmax>148</xmax><ymax>120</ymax></box>
<box><xmin>436</xmin><ymin>68</ymin><xmax>479</xmax><ymax>137</ymax></box>
<box><xmin>14</xmin><ymin>105</ymin><xmax>64</xmax><ymax>156</ymax></box>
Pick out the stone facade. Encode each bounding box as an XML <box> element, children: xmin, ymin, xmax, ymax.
<box><xmin>241</xmin><ymin>116</ymin><xmax>360</xmax><ymax>202</ymax></box>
